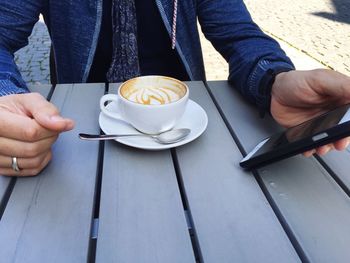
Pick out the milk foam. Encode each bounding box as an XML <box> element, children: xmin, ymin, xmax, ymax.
<box><xmin>121</xmin><ymin>78</ymin><xmax>186</xmax><ymax>105</ymax></box>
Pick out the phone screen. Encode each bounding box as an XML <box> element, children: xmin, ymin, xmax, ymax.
<box><xmin>240</xmin><ymin>104</ymin><xmax>350</xmax><ymax>168</ymax></box>
<box><xmin>284</xmin><ymin>105</ymin><xmax>349</xmax><ymax>143</ymax></box>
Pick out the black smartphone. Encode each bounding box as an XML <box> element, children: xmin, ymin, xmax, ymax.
<box><xmin>240</xmin><ymin>103</ymin><xmax>350</xmax><ymax>169</ymax></box>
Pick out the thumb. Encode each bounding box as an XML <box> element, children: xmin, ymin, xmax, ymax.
<box><xmin>41</xmin><ymin>114</ymin><xmax>75</xmax><ymax>132</ymax></box>
<box><xmin>17</xmin><ymin>93</ymin><xmax>75</xmax><ymax>132</ymax></box>
<box><xmin>313</xmin><ymin>69</ymin><xmax>350</xmax><ymax>100</ymax></box>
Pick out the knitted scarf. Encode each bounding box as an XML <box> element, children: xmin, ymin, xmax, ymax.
<box><xmin>107</xmin><ymin>0</ymin><xmax>178</xmax><ymax>83</ymax></box>
<box><xmin>107</xmin><ymin>0</ymin><xmax>140</xmax><ymax>83</ymax></box>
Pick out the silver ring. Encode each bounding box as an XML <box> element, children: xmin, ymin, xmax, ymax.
<box><xmin>11</xmin><ymin>157</ymin><xmax>21</xmax><ymax>172</ymax></box>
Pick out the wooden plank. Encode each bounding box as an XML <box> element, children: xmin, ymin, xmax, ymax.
<box><xmin>175</xmin><ymin>81</ymin><xmax>299</xmax><ymax>262</ymax></box>
<box><xmin>208</xmin><ymin>80</ymin><xmax>350</xmax><ymax>262</ymax></box>
<box><xmin>1</xmin><ymin>85</ymin><xmax>53</xmax><ymax>216</ymax></box>
<box><xmin>96</xmin><ymin>84</ymin><xmax>195</xmax><ymax>263</ymax></box>
<box><xmin>0</xmin><ymin>83</ymin><xmax>104</xmax><ymax>262</ymax></box>
<box><xmin>319</xmin><ymin>149</ymin><xmax>350</xmax><ymax>191</ymax></box>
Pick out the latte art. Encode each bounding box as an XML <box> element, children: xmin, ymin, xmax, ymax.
<box><xmin>121</xmin><ymin>77</ymin><xmax>187</xmax><ymax>105</ymax></box>
<box><xmin>125</xmin><ymin>86</ymin><xmax>183</xmax><ymax>105</ymax></box>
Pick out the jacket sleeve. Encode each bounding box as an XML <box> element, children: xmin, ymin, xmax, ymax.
<box><xmin>197</xmin><ymin>0</ymin><xmax>295</xmax><ymax>111</ymax></box>
<box><xmin>0</xmin><ymin>0</ymin><xmax>45</xmax><ymax>96</ymax></box>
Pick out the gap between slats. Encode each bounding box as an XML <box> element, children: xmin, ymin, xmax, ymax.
<box><xmin>171</xmin><ymin>149</ymin><xmax>203</xmax><ymax>263</ymax></box>
<box><xmin>87</xmin><ymin>82</ymin><xmax>108</xmax><ymax>263</ymax></box>
<box><xmin>315</xmin><ymin>155</ymin><xmax>350</xmax><ymax>198</ymax></box>
<box><xmin>202</xmin><ymin>81</ymin><xmax>308</xmax><ymax>263</ymax></box>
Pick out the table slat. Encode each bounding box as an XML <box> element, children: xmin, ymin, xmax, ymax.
<box><xmin>174</xmin><ymin>81</ymin><xmax>299</xmax><ymax>262</ymax></box>
<box><xmin>208</xmin><ymin>80</ymin><xmax>350</xmax><ymax>262</ymax></box>
<box><xmin>320</xmin><ymin>149</ymin><xmax>350</xmax><ymax>191</ymax></box>
<box><xmin>0</xmin><ymin>83</ymin><xmax>104</xmax><ymax>262</ymax></box>
<box><xmin>96</xmin><ymin>84</ymin><xmax>195</xmax><ymax>263</ymax></box>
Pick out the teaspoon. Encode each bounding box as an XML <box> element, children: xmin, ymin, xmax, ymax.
<box><xmin>79</xmin><ymin>128</ymin><xmax>191</xmax><ymax>144</ymax></box>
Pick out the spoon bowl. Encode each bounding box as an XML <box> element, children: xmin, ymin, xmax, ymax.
<box><xmin>79</xmin><ymin>128</ymin><xmax>191</xmax><ymax>144</ymax></box>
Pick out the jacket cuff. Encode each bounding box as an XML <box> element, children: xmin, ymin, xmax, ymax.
<box><xmin>247</xmin><ymin>59</ymin><xmax>295</xmax><ymax>117</ymax></box>
<box><xmin>0</xmin><ymin>79</ymin><xmax>29</xmax><ymax>96</ymax></box>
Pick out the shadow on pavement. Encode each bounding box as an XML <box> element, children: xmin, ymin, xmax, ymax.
<box><xmin>313</xmin><ymin>0</ymin><xmax>350</xmax><ymax>24</ymax></box>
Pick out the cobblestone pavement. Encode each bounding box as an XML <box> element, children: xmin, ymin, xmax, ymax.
<box><xmin>14</xmin><ymin>19</ymin><xmax>51</xmax><ymax>85</ymax></box>
<box><xmin>244</xmin><ymin>0</ymin><xmax>350</xmax><ymax>74</ymax></box>
<box><xmin>13</xmin><ymin>1</ymin><xmax>350</xmax><ymax>85</ymax></box>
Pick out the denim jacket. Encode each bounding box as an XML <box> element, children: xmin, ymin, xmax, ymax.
<box><xmin>0</xmin><ymin>0</ymin><xmax>294</xmax><ymax>110</ymax></box>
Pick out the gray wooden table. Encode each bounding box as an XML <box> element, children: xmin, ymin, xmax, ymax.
<box><xmin>1</xmin><ymin>81</ymin><xmax>350</xmax><ymax>263</ymax></box>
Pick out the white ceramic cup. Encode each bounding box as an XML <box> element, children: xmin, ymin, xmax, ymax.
<box><xmin>100</xmin><ymin>75</ymin><xmax>189</xmax><ymax>134</ymax></box>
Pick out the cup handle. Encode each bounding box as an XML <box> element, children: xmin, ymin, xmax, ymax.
<box><xmin>100</xmin><ymin>94</ymin><xmax>124</xmax><ymax>120</ymax></box>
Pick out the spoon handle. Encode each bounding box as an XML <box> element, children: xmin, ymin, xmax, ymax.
<box><xmin>79</xmin><ymin>133</ymin><xmax>145</xmax><ymax>141</ymax></box>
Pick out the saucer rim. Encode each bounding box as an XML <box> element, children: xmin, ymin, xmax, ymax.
<box><xmin>98</xmin><ymin>99</ymin><xmax>208</xmax><ymax>150</ymax></box>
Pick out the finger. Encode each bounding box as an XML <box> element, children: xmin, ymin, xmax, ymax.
<box><xmin>0</xmin><ymin>109</ymin><xmax>63</xmax><ymax>141</ymax></box>
<box><xmin>303</xmin><ymin>149</ymin><xmax>316</xmax><ymax>157</ymax></box>
<box><xmin>0</xmin><ymin>94</ymin><xmax>74</xmax><ymax>141</ymax></box>
<box><xmin>0</xmin><ymin>151</ymin><xmax>52</xmax><ymax>177</ymax></box>
<box><xmin>0</xmin><ymin>151</ymin><xmax>50</xmax><ymax>169</ymax></box>
<box><xmin>16</xmin><ymin>93</ymin><xmax>75</xmax><ymax>131</ymax></box>
<box><xmin>315</xmin><ymin>144</ymin><xmax>333</xmax><ymax>156</ymax></box>
<box><xmin>333</xmin><ymin>137</ymin><xmax>350</xmax><ymax>151</ymax></box>
<box><xmin>0</xmin><ymin>135</ymin><xmax>58</xmax><ymax>158</ymax></box>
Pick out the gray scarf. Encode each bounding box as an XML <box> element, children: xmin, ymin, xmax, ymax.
<box><xmin>107</xmin><ymin>0</ymin><xmax>140</xmax><ymax>83</ymax></box>
<box><xmin>107</xmin><ymin>0</ymin><xmax>179</xmax><ymax>83</ymax></box>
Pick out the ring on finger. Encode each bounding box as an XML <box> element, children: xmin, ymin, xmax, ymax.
<box><xmin>11</xmin><ymin>157</ymin><xmax>21</xmax><ymax>172</ymax></box>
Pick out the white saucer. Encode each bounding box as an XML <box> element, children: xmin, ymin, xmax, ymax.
<box><xmin>99</xmin><ymin>100</ymin><xmax>208</xmax><ymax>150</ymax></box>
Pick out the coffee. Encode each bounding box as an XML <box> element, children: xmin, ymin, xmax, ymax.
<box><xmin>120</xmin><ymin>76</ymin><xmax>187</xmax><ymax>105</ymax></box>
<box><xmin>100</xmin><ymin>75</ymin><xmax>189</xmax><ymax>134</ymax></box>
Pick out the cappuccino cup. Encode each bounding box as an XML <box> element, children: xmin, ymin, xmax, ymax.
<box><xmin>100</xmin><ymin>75</ymin><xmax>189</xmax><ymax>134</ymax></box>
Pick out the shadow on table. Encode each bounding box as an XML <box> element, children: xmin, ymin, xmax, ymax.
<box><xmin>313</xmin><ymin>0</ymin><xmax>350</xmax><ymax>24</ymax></box>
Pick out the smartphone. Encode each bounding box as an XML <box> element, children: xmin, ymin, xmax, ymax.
<box><xmin>240</xmin><ymin>103</ymin><xmax>350</xmax><ymax>169</ymax></box>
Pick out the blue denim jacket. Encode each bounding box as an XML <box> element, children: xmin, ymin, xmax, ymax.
<box><xmin>0</xmin><ymin>0</ymin><xmax>294</xmax><ymax>110</ymax></box>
